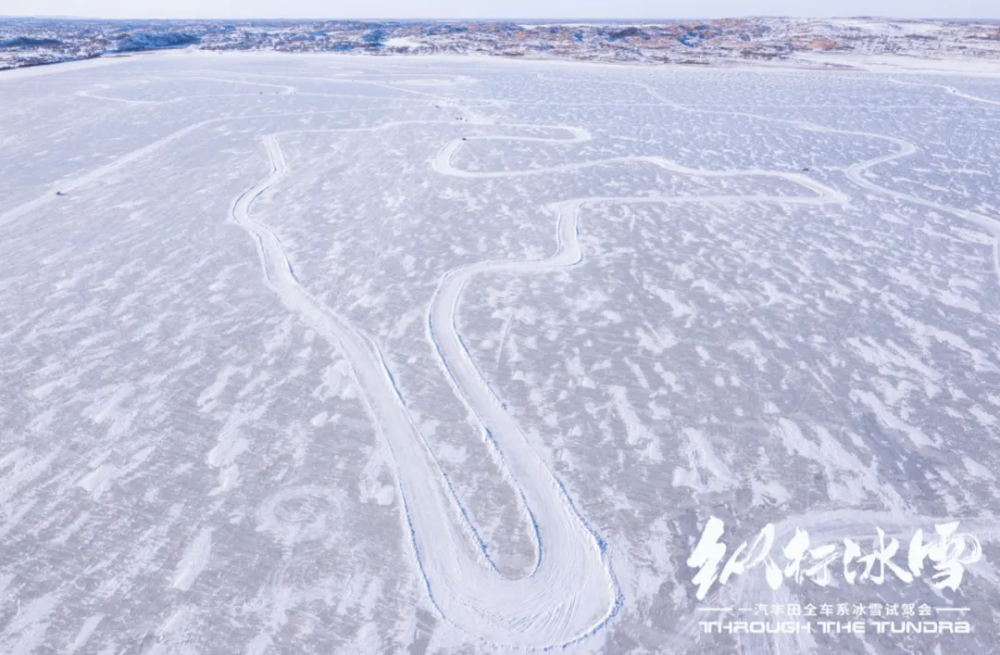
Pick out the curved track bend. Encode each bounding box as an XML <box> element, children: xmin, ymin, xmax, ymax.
<box><xmin>231</xmin><ymin>114</ymin><xmax>849</xmax><ymax>649</ymax></box>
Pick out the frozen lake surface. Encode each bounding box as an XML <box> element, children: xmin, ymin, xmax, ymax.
<box><xmin>2</xmin><ymin>52</ymin><xmax>1000</xmax><ymax>654</ymax></box>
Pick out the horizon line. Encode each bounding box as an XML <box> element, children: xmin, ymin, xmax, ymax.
<box><xmin>3</xmin><ymin>15</ymin><xmax>999</xmax><ymax>22</ymax></box>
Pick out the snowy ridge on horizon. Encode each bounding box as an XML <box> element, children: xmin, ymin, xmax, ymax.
<box><xmin>2</xmin><ymin>15</ymin><xmax>1000</xmax><ymax>71</ymax></box>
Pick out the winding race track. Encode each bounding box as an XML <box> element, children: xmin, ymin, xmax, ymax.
<box><xmin>4</xmin><ymin>54</ymin><xmax>1000</xmax><ymax>654</ymax></box>
<box><xmin>232</xmin><ymin>126</ymin><xmax>619</xmax><ymax>649</ymax></box>
<box><xmin>230</xmin><ymin>85</ymin><xmax>985</xmax><ymax>649</ymax></box>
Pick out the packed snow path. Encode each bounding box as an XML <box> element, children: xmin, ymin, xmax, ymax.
<box><xmin>233</xmin><ymin>130</ymin><xmax>620</xmax><ymax>649</ymax></box>
<box><xmin>229</xmin><ymin>78</ymin><xmax>1000</xmax><ymax>649</ymax></box>
<box><xmin>229</xmin><ymin>99</ymin><xmax>854</xmax><ymax>649</ymax></box>
<box><xmin>641</xmin><ymin>83</ymin><xmax>1000</xmax><ymax>287</ymax></box>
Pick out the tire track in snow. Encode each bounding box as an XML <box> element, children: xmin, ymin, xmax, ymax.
<box><xmin>232</xmin><ymin>129</ymin><xmax>620</xmax><ymax>650</ymax></box>
<box><xmin>232</xmin><ymin>108</ymin><xmax>849</xmax><ymax>649</ymax></box>
<box><xmin>75</xmin><ymin>83</ymin><xmax>165</xmax><ymax>106</ymax></box>
<box><xmin>0</xmin><ymin>107</ymin><xmax>424</xmax><ymax>232</ymax></box>
<box><xmin>634</xmin><ymin>83</ymin><xmax>1000</xmax><ymax>655</ymax></box>
<box><xmin>0</xmin><ymin>120</ymin><xmax>215</xmax><ymax>230</ymax></box>
<box><xmin>421</xmin><ymin>109</ymin><xmax>852</xmax><ymax>648</ymax></box>
<box><xmin>890</xmin><ymin>78</ymin><xmax>1000</xmax><ymax>108</ymax></box>
<box><xmin>495</xmin><ymin>313</ymin><xmax>514</xmax><ymax>373</ymax></box>
<box><xmin>642</xmin><ymin>84</ymin><xmax>1000</xmax><ymax>289</ymax></box>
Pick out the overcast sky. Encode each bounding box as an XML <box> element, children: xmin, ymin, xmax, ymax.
<box><xmin>2</xmin><ymin>0</ymin><xmax>998</xmax><ymax>20</ymax></box>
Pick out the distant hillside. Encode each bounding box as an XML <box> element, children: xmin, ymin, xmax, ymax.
<box><xmin>2</xmin><ymin>17</ymin><xmax>999</xmax><ymax>70</ymax></box>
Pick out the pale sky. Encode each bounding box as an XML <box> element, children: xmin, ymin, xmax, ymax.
<box><xmin>2</xmin><ymin>0</ymin><xmax>998</xmax><ymax>20</ymax></box>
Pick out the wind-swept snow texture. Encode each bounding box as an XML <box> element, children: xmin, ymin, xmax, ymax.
<box><xmin>2</xmin><ymin>52</ymin><xmax>1000</xmax><ymax>654</ymax></box>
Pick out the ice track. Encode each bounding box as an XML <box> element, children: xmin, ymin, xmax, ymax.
<box><xmin>632</xmin><ymin>83</ymin><xmax>1000</xmax><ymax>655</ymax></box>
<box><xmin>226</xmin><ymin>93</ymin><xmax>862</xmax><ymax>649</ymax></box>
<box><xmin>642</xmin><ymin>83</ymin><xmax>1000</xmax><ymax>287</ymax></box>
<box><xmin>232</xmin><ymin>129</ymin><xmax>619</xmax><ymax>650</ymax></box>
<box><xmin>890</xmin><ymin>77</ymin><xmax>1000</xmax><ymax>108</ymax></box>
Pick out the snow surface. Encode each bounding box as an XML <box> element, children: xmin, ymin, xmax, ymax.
<box><xmin>383</xmin><ymin>37</ymin><xmax>426</xmax><ymax>50</ymax></box>
<box><xmin>2</xmin><ymin>51</ymin><xmax>1000</xmax><ymax>653</ymax></box>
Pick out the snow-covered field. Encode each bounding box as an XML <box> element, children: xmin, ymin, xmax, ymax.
<box><xmin>2</xmin><ymin>51</ymin><xmax>1000</xmax><ymax>654</ymax></box>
